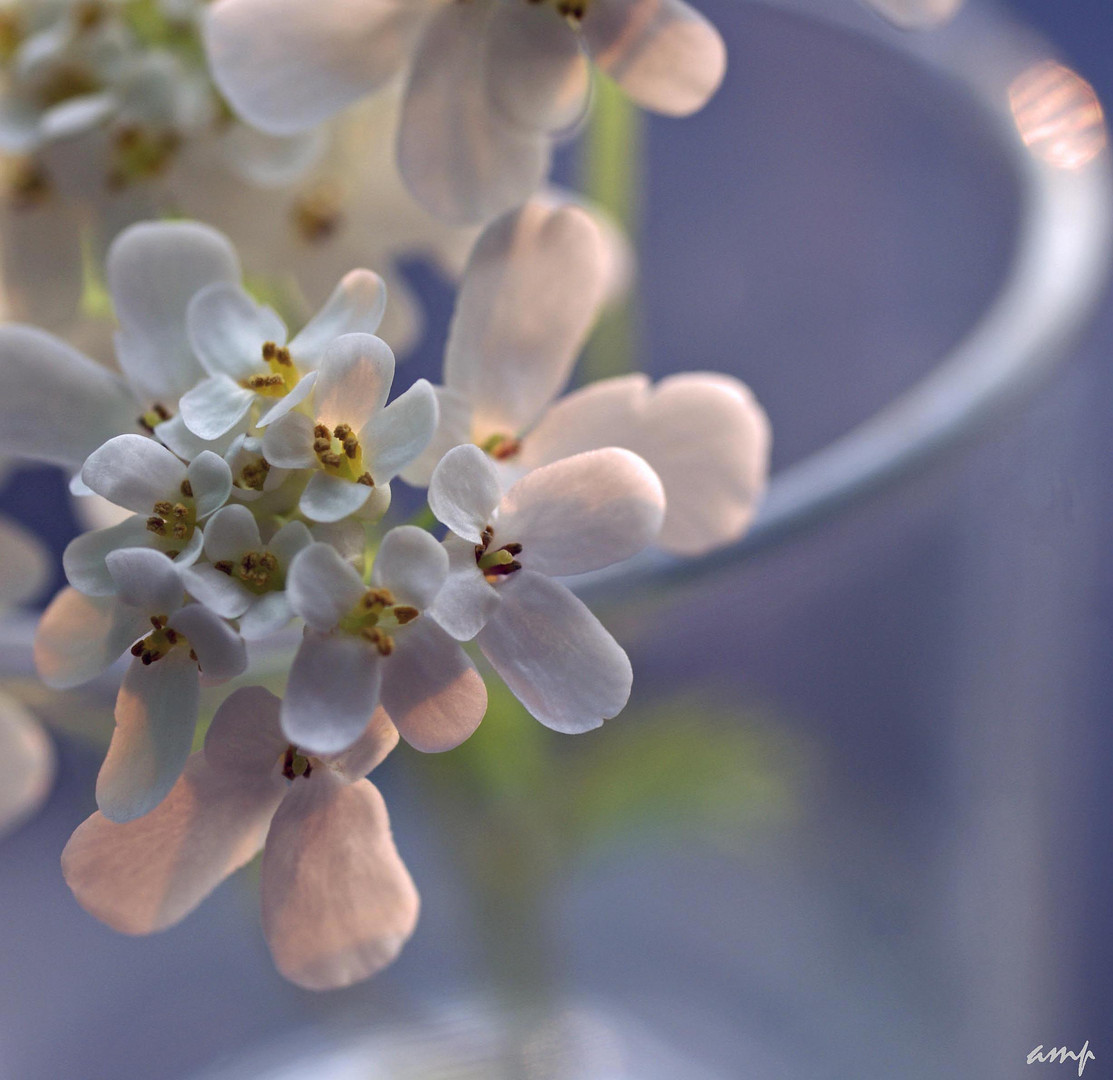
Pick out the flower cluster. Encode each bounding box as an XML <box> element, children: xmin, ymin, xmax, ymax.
<box><xmin>2</xmin><ymin>203</ymin><xmax>768</xmax><ymax>987</ymax></box>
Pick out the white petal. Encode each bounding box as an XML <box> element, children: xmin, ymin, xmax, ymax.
<box><xmin>203</xmin><ymin>685</ymin><xmax>287</xmax><ymax>778</ymax></box>
<box><xmin>282</xmin><ymin>632</ymin><xmax>382</xmax><ymax>755</ymax></box>
<box><xmin>34</xmin><ymin>589</ymin><xmax>149</xmax><ymax>690</ymax></box>
<box><xmin>260</xmin><ymin>774</ymin><xmax>419</xmax><ymax>990</ymax></box>
<box><xmin>63</xmin><ymin>753</ymin><xmax>284</xmax><ymax>933</ymax></box>
<box><xmin>109</xmin><ymin>221</ymin><xmax>241</xmax><ymax>403</ymax></box>
<box><xmin>97</xmin><ymin>652</ymin><xmax>200</xmax><ymax>822</ymax></box>
<box><xmin>286</xmin><ymin>542</ymin><xmax>365</xmax><ymax>632</ymax></box>
<box><xmin>383</xmin><ymin>620</ymin><xmax>486</xmax><ymax>752</ymax></box>
<box><xmin>180</xmin><ymin>564</ymin><xmax>252</xmax><ymax>619</ymax></box>
<box><xmin>299</xmin><ymin>471</ymin><xmax>373</xmax><ymax>524</ymax></box>
<box><xmin>155</xmin><ymin>413</ymin><xmax>243</xmax><ymax>462</ymax></box>
<box><xmin>496</xmin><ymin>447</ymin><xmax>664</xmax><ymax>575</ymax></box>
<box><xmin>268</xmin><ymin>519</ymin><xmax>314</xmax><ymax>565</ymax></box>
<box><xmin>63</xmin><ymin>516</ymin><xmax>157</xmax><ymax>597</ymax></box>
<box><xmin>477</xmin><ymin>570</ymin><xmax>631</xmax><ymax>733</ymax></box>
<box><xmin>329</xmin><ymin>708</ymin><xmax>398</xmax><ymax>782</ymax></box>
<box><xmin>397</xmin><ymin>385</ymin><xmax>474</xmax><ymax>488</ymax></box>
<box><xmin>582</xmin><ymin>0</ymin><xmax>726</xmax><ymax>116</ymax></box>
<box><xmin>201</xmin><ymin>503</ymin><xmax>261</xmax><ymax>562</ymax></box>
<box><xmin>371</xmin><ymin>525</ymin><xmax>448</xmax><ymax>609</ymax></box>
<box><xmin>360</xmin><ymin>378</ymin><xmax>438</xmax><ymax>484</ymax></box>
<box><xmin>205</xmin><ymin>0</ymin><xmax>425</xmax><ymax>135</ymax></box>
<box><xmin>398</xmin><ymin>0</ymin><xmax>551</xmax><ymax>225</ymax></box>
<box><xmin>239</xmin><ymin>592</ymin><xmax>294</xmax><ymax>639</ymax></box>
<box><xmin>859</xmin><ymin>0</ymin><xmax>964</xmax><ymax>30</ymax></box>
<box><xmin>289</xmin><ymin>270</ymin><xmax>389</xmax><ymax>364</ymax></box>
<box><xmin>0</xmin><ymin>326</ymin><xmax>137</xmax><ymax>468</ymax></box>
<box><xmin>484</xmin><ymin>5</ymin><xmax>590</xmax><ymax>134</ymax></box>
<box><xmin>178</xmin><ymin>376</ymin><xmax>256</xmax><ymax>441</ymax></box>
<box><xmin>428</xmin><ymin>444</ymin><xmax>501</xmax><ymax>544</ymax></box>
<box><xmin>0</xmin><ymin>517</ymin><xmax>50</xmax><ymax>607</ymax></box>
<box><xmin>261</xmin><ymin>412</ymin><xmax>316</xmax><ymax>469</ymax></box>
<box><xmin>427</xmin><ymin>534</ymin><xmax>500</xmax><ymax>641</ymax></box>
<box><xmin>81</xmin><ymin>435</ymin><xmax>187</xmax><ymax>514</ymax></box>
<box><xmin>0</xmin><ymin>693</ymin><xmax>54</xmax><ymax>837</ymax></box>
<box><xmin>444</xmin><ymin>202</ymin><xmax>607</xmax><ymax>438</ymax></box>
<box><xmin>313</xmin><ymin>333</ymin><xmax>395</xmax><ymax>431</ymax></box>
<box><xmin>187</xmin><ymin>282</ymin><xmax>287</xmax><ymax>380</ymax></box>
<box><xmin>106</xmin><ymin>548</ymin><xmax>184</xmax><ymax>614</ymax></box>
<box><xmin>254</xmin><ymin>370</ymin><xmax>318</xmax><ymax>428</ymax></box>
<box><xmin>168</xmin><ymin>604</ymin><xmax>247</xmax><ymax>683</ymax></box>
<box><xmin>188</xmin><ymin>451</ymin><xmax>235</xmax><ymax>519</ymax></box>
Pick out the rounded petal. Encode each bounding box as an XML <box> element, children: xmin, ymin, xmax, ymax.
<box><xmin>260</xmin><ymin>412</ymin><xmax>316</xmax><ymax>469</ymax></box>
<box><xmin>0</xmin><ymin>517</ymin><xmax>51</xmax><ymax>607</ymax></box>
<box><xmin>81</xmin><ymin>435</ymin><xmax>187</xmax><ymax>515</ymax></box>
<box><xmin>201</xmin><ymin>503</ymin><xmax>261</xmax><ymax>562</ymax></box>
<box><xmin>168</xmin><ymin>604</ymin><xmax>247</xmax><ymax>683</ymax></box>
<box><xmin>497</xmin><ymin>447</ymin><xmax>664</xmax><ymax>575</ymax></box>
<box><xmin>187</xmin><ymin>282</ymin><xmax>287</xmax><ymax>380</ymax></box>
<box><xmin>582</xmin><ymin>0</ymin><xmax>726</xmax><ymax>116</ymax></box>
<box><xmin>428</xmin><ymin>444</ymin><xmax>501</xmax><ymax>544</ymax></box>
<box><xmin>329</xmin><ymin>708</ymin><xmax>398</xmax><ymax>782</ymax></box>
<box><xmin>286</xmin><ymin>542</ymin><xmax>365</xmax><ymax>632</ymax></box>
<box><xmin>63</xmin><ymin>516</ymin><xmax>157</xmax><ymax>597</ymax></box>
<box><xmin>254</xmin><ymin>370</ymin><xmax>318</xmax><ymax>428</ymax></box>
<box><xmin>360</xmin><ymin>378</ymin><xmax>438</xmax><ymax>485</ymax></box>
<box><xmin>383</xmin><ymin>619</ymin><xmax>486</xmax><ymax>752</ymax></box>
<box><xmin>477</xmin><ymin>570</ymin><xmax>631</xmax><ymax>733</ymax></box>
<box><xmin>268</xmin><ymin>519</ymin><xmax>314</xmax><ymax>565</ymax></box>
<box><xmin>204</xmin><ymin>684</ymin><xmax>287</xmax><ymax>778</ymax></box>
<box><xmin>371</xmin><ymin>525</ymin><xmax>448</xmax><ymax>609</ymax></box>
<box><xmin>205</xmin><ymin>0</ymin><xmax>425</xmax><ymax>135</ymax></box>
<box><xmin>97</xmin><ymin>652</ymin><xmax>200</xmax><ymax>822</ymax></box>
<box><xmin>261</xmin><ymin>774</ymin><xmax>419</xmax><ymax>990</ymax></box>
<box><xmin>282</xmin><ymin>632</ymin><xmax>383</xmax><ymax>755</ymax></box>
<box><xmin>180</xmin><ymin>564</ymin><xmax>252</xmax><ymax>619</ymax></box>
<box><xmin>444</xmin><ymin>202</ymin><xmax>608</xmax><ymax>438</ymax></box>
<box><xmin>289</xmin><ymin>270</ymin><xmax>389</xmax><ymax>365</ymax></box>
<box><xmin>313</xmin><ymin>333</ymin><xmax>395</xmax><ymax>432</ymax></box>
<box><xmin>427</xmin><ymin>534</ymin><xmax>500</xmax><ymax>641</ymax></box>
<box><xmin>298</xmin><ymin>472</ymin><xmax>373</xmax><ymax>524</ymax></box>
<box><xmin>397</xmin><ymin>385</ymin><xmax>474</xmax><ymax>488</ymax></box>
<box><xmin>106</xmin><ymin>547</ymin><xmax>184</xmax><ymax>614</ymax></box>
<box><xmin>188</xmin><ymin>451</ymin><xmax>235</xmax><ymax>519</ymax></box>
<box><xmin>109</xmin><ymin>221</ymin><xmax>241</xmax><ymax>403</ymax></box>
<box><xmin>398</xmin><ymin>0</ymin><xmax>551</xmax><ymax>225</ymax></box>
<box><xmin>0</xmin><ymin>692</ymin><xmax>54</xmax><ymax>837</ymax></box>
<box><xmin>239</xmin><ymin>592</ymin><xmax>295</xmax><ymax>639</ymax></box>
<box><xmin>178</xmin><ymin>376</ymin><xmax>256</xmax><ymax>441</ymax></box>
<box><xmin>0</xmin><ymin>326</ymin><xmax>137</xmax><ymax>468</ymax></box>
<box><xmin>63</xmin><ymin>753</ymin><xmax>284</xmax><ymax>934</ymax></box>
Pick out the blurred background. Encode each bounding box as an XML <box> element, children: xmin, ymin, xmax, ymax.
<box><xmin>1</xmin><ymin>0</ymin><xmax>1112</xmax><ymax>1076</ymax></box>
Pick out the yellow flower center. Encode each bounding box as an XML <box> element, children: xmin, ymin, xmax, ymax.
<box><xmin>338</xmin><ymin>587</ymin><xmax>419</xmax><ymax>657</ymax></box>
<box><xmin>313</xmin><ymin>422</ymin><xmax>375</xmax><ymax>486</ymax></box>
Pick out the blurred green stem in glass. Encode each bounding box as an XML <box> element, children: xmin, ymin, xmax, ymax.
<box><xmin>578</xmin><ymin>76</ymin><xmax>643</xmax><ymax>383</ymax></box>
<box><xmin>79</xmin><ymin>228</ymin><xmax>113</xmax><ymax>322</ymax></box>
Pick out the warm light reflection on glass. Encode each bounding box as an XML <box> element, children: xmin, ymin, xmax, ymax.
<box><xmin>861</xmin><ymin>0</ymin><xmax>964</xmax><ymax>31</ymax></box>
<box><xmin>1009</xmin><ymin>61</ymin><xmax>1107</xmax><ymax>170</ymax></box>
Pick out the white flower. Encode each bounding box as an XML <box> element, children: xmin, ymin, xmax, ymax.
<box><xmin>428</xmin><ymin>443</ymin><xmax>663</xmax><ymax>732</ymax></box>
<box><xmin>261</xmin><ymin>333</ymin><xmax>437</xmax><ymax>523</ymax></box>
<box><xmin>34</xmin><ymin>547</ymin><xmax>246</xmax><ymax>822</ymax></box>
<box><xmin>405</xmin><ymin>200</ymin><xmax>771</xmax><ymax>556</ymax></box>
<box><xmin>204</xmin><ymin>0</ymin><xmax>727</xmax><ymax>222</ymax></box>
<box><xmin>283</xmin><ymin>528</ymin><xmax>487</xmax><ymax>755</ymax></box>
<box><xmin>61</xmin><ymin>686</ymin><xmax>419</xmax><ymax>991</ymax></box>
<box><xmin>179</xmin><ymin>503</ymin><xmax>312</xmax><ymax>639</ymax></box>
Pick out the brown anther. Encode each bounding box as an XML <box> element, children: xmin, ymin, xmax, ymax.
<box><xmin>179</xmin><ymin>479</ymin><xmax>193</xmax><ymax>498</ymax></box>
<box><xmin>274</xmin><ymin>346</ymin><xmax>292</xmax><ymax>366</ymax></box>
<box><xmin>393</xmin><ymin>606</ymin><xmax>419</xmax><ymax>625</ymax></box>
<box><xmin>321</xmin><ymin>452</ymin><xmax>342</xmax><ymax>468</ymax></box>
<box><xmin>189</xmin><ymin>649</ymin><xmax>198</xmax><ymax>663</ymax></box>
<box><xmin>314</xmin><ymin>424</ymin><xmax>330</xmax><ymax>439</ymax></box>
<box><xmin>154</xmin><ymin>404</ymin><xmax>171</xmax><ymax>421</ymax></box>
<box><xmin>164</xmin><ymin>629</ymin><xmax>179</xmax><ymax>645</ymax></box>
<box><xmin>333</xmin><ymin>424</ymin><xmax>351</xmax><ymax>439</ymax></box>
<box><xmin>262</xmin><ymin>341</ymin><xmax>277</xmax><ymax>362</ymax></box>
<box><xmin>166</xmin><ymin>550</ymin><xmax>180</xmax><ymax>559</ymax></box>
<box><xmin>172</xmin><ymin>503</ymin><xmax>188</xmax><ymax>519</ymax></box>
<box><xmin>172</xmin><ymin>523</ymin><xmax>188</xmax><ymax>539</ymax></box>
<box><xmin>150</xmin><ymin>615</ymin><xmax>165</xmax><ymax>629</ymax></box>
<box><xmin>214</xmin><ymin>560</ymin><xmax>234</xmax><ymax>575</ymax></box>
<box><xmin>356</xmin><ymin>472</ymin><xmax>375</xmax><ymax>487</ymax></box>
<box><xmin>130</xmin><ymin>641</ymin><xmax>144</xmax><ymax>656</ymax></box>
<box><xmin>281</xmin><ymin>745</ymin><xmax>295</xmax><ymax>781</ymax></box>
<box><xmin>146</xmin><ymin>516</ymin><xmax>167</xmax><ymax>535</ymax></box>
<box><xmin>342</xmin><ymin>435</ymin><xmax>359</xmax><ymax>458</ymax></box>
<box><xmin>360</xmin><ymin>588</ymin><xmax>393</xmax><ymax>610</ymax></box>
<box><xmin>153</xmin><ymin>501</ymin><xmax>173</xmax><ymax>515</ymax></box>
<box><xmin>313</xmin><ymin>437</ymin><xmax>332</xmax><ymax>453</ymax></box>
<box><xmin>503</xmin><ymin>542</ymin><xmax>523</xmax><ymax>556</ymax></box>
<box><xmin>141</xmin><ymin>650</ymin><xmax>155</xmax><ymax>665</ymax></box>
<box><xmin>491</xmin><ymin>437</ymin><xmax>522</xmax><ymax>461</ymax></box>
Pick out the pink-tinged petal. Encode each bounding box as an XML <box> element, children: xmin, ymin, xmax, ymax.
<box><xmin>186</xmin><ymin>282</ymin><xmax>287</xmax><ymax>380</ymax></box>
<box><xmin>398</xmin><ymin>385</ymin><xmax>473</xmax><ymax>488</ymax></box>
<box><xmin>371</xmin><ymin>525</ymin><xmax>448</xmax><ymax>609</ymax></box>
<box><xmin>0</xmin><ymin>517</ymin><xmax>49</xmax><ymax>608</ymax></box>
<box><xmin>106</xmin><ymin>548</ymin><xmax>184</xmax><ymax>614</ymax></box>
<box><xmin>313</xmin><ymin>333</ymin><xmax>395</xmax><ymax>431</ymax></box>
<box><xmin>168</xmin><ymin>604</ymin><xmax>246</xmax><ymax>683</ymax></box>
<box><xmin>203</xmin><ymin>684</ymin><xmax>287</xmax><ymax>778</ymax></box>
<box><xmin>254</xmin><ymin>370</ymin><xmax>318</xmax><ymax>428</ymax></box>
<box><xmin>261</xmin><ymin>412</ymin><xmax>316</xmax><ymax>469</ymax></box>
<box><xmin>286</xmin><ymin>543</ymin><xmax>365</xmax><ymax>632</ymax></box>
<box><xmin>0</xmin><ymin>326</ymin><xmax>137</xmax><ymax>469</ymax></box>
<box><xmin>484</xmin><ymin>4</ymin><xmax>590</xmax><ymax>134</ymax></box>
<box><xmin>63</xmin><ymin>516</ymin><xmax>157</xmax><ymax>598</ymax></box>
<box><xmin>582</xmin><ymin>0</ymin><xmax>726</xmax><ymax>116</ymax></box>
<box><xmin>477</xmin><ymin>570</ymin><xmax>631</xmax><ymax>733</ymax></box>
<box><xmin>188</xmin><ymin>451</ymin><xmax>235</xmax><ymax>519</ymax></box>
<box><xmin>427</xmin><ymin>534</ymin><xmax>499</xmax><ymax>641</ymax></box>
<box><xmin>859</xmin><ymin>0</ymin><xmax>964</xmax><ymax>30</ymax></box>
<box><xmin>239</xmin><ymin>592</ymin><xmax>294</xmax><ymax>639</ymax></box>
<box><xmin>0</xmin><ymin>692</ymin><xmax>54</xmax><ymax>838</ymax></box>
<box><xmin>81</xmin><ymin>435</ymin><xmax>187</xmax><ymax>515</ymax></box>
<box><xmin>383</xmin><ymin>619</ymin><xmax>486</xmax><ymax>752</ymax></box>
<box><xmin>428</xmin><ymin>444</ymin><xmax>501</xmax><ymax>544</ymax></box>
<box><xmin>282</xmin><ymin>632</ymin><xmax>383</xmax><ymax>755</ymax></box>
<box><xmin>34</xmin><ymin>589</ymin><xmax>150</xmax><ymax>689</ymax></box>
<box><xmin>261</xmin><ymin>773</ymin><xmax>419</xmax><ymax>990</ymax></box>
<box><xmin>398</xmin><ymin>0</ymin><xmax>551</xmax><ymax>225</ymax></box>
<box><xmin>360</xmin><ymin>379</ymin><xmax>438</xmax><ymax>484</ymax></box>
<box><xmin>97</xmin><ymin>651</ymin><xmax>200</xmax><ymax>822</ymax></box>
<box><xmin>444</xmin><ymin>202</ymin><xmax>607</xmax><ymax>439</ymax></box>
<box><xmin>496</xmin><ymin>447</ymin><xmax>664</xmax><ymax>575</ymax></box>
<box><xmin>109</xmin><ymin>221</ymin><xmax>242</xmax><ymax>403</ymax></box>
<box><xmin>63</xmin><ymin>753</ymin><xmax>284</xmax><ymax>933</ymax></box>
<box><xmin>289</xmin><ymin>270</ymin><xmax>389</xmax><ymax>364</ymax></box>
<box><xmin>181</xmin><ymin>564</ymin><xmax>252</xmax><ymax>619</ymax></box>
<box><xmin>201</xmin><ymin>503</ymin><xmax>261</xmax><ymax>562</ymax></box>
<box><xmin>328</xmin><ymin>709</ymin><xmax>398</xmax><ymax>782</ymax></box>
<box><xmin>299</xmin><ymin>472</ymin><xmax>374</xmax><ymax>524</ymax></box>
<box><xmin>178</xmin><ymin>376</ymin><xmax>256</xmax><ymax>441</ymax></box>
<box><xmin>205</xmin><ymin>0</ymin><xmax>426</xmax><ymax>135</ymax></box>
